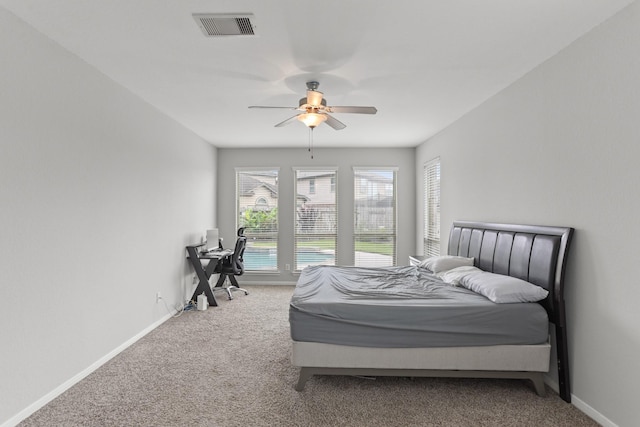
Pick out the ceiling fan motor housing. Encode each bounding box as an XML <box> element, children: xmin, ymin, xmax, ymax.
<box><xmin>306</xmin><ymin>81</ymin><xmax>320</xmax><ymax>91</ymax></box>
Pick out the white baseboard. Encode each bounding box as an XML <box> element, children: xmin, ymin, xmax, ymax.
<box><xmin>543</xmin><ymin>377</ymin><xmax>617</xmax><ymax>427</ymax></box>
<box><xmin>571</xmin><ymin>395</ymin><xmax>618</xmax><ymax>427</ymax></box>
<box><xmin>1</xmin><ymin>311</ymin><xmax>175</xmax><ymax>427</ymax></box>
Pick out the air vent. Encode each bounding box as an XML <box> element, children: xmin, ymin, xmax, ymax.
<box><xmin>193</xmin><ymin>13</ymin><xmax>256</xmax><ymax>37</ymax></box>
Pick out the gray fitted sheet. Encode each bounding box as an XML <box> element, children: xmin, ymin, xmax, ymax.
<box><xmin>289</xmin><ymin>265</ymin><xmax>549</xmax><ymax>348</ymax></box>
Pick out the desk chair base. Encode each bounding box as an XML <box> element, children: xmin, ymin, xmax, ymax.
<box><xmin>213</xmin><ymin>275</ymin><xmax>249</xmax><ymax>301</ymax></box>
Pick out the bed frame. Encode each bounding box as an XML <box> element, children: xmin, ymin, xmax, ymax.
<box><xmin>291</xmin><ymin>221</ymin><xmax>574</xmax><ymax>402</ymax></box>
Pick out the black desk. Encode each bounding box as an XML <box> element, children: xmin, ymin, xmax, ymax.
<box><xmin>186</xmin><ymin>243</ymin><xmax>233</xmax><ymax>307</ymax></box>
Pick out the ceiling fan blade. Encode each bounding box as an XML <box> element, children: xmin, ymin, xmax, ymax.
<box><xmin>326</xmin><ymin>106</ymin><xmax>377</xmax><ymax>114</ymax></box>
<box><xmin>324</xmin><ymin>114</ymin><xmax>346</xmax><ymax>130</ymax></box>
<box><xmin>249</xmin><ymin>106</ymin><xmax>297</xmax><ymax>110</ymax></box>
<box><xmin>274</xmin><ymin>115</ymin><xmax>300</xmax><ymax>127</ymax></box>
<box><xmin>306</xmin><ymin>90</ymin><xmax>324</xmax><ymax>107</ymax></box>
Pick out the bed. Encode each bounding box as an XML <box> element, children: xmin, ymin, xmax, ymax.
<box><xmin>289</xmin><ymin>221</ymin><xmax>574</xmax><ymax>402</ymax></box>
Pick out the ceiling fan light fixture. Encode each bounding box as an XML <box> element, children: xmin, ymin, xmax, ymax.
<box><xmin>297</xmin><ymin>113</ymin><xmax>327</xmax><ymax>128</ymax></box>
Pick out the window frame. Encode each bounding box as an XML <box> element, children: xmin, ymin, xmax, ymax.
<box><xmin>235</xmin><ymin>167</ymin><xmax>280</xmax><ymax>272</ymax></box>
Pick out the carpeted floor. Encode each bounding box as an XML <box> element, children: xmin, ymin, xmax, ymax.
<box><xmin>20</xmin><ymin>285</ymin><xmax>597</xmax><ymax>426</ymax></box>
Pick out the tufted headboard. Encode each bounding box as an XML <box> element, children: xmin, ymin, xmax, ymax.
<box><xmin>447</xmin><ymin>220</ymin><xmax>574</xmax><ymax>402</ymax></box>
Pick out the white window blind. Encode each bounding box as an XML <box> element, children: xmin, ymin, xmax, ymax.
<box><xmin>294</xmin><ymin>169</ymin><xmax>337</xmax><ymax>270</ymax></box>
<box><xmin>423</xmin><ymin>158</ymin><xmax>441</xmax><ymax>257</ymax></box>
<box><xmin>353</xmin><ymin>168</ymin><xmax>397</xmax><ymax>267</ymax></box>
<box><xmin>236</xmin><ymin>168</ymin><xmax>279</xmax><ymax>271</ymax></box>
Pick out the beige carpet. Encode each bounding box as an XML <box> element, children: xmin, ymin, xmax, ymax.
<box><xmin>20</xmin><ymin>285</ymin><xmax>597</xmax><ymax>427</ymax></box>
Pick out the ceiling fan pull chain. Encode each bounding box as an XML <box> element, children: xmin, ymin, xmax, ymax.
<box><xmin>308</xmin><ymin>127</ymin><xmax>314</xmax><ymax>159</ymax></box>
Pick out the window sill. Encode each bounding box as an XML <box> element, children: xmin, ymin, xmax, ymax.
<box><xmin>243</xmin><ymin>270</ymin><xmax>282</xmax><ymax>275</ymax></box>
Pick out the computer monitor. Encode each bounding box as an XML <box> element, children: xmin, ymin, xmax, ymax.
<box><xmin>205</xmin><ymin>228</ymin><xmax>219</xmax><ymax>251</ymax></box>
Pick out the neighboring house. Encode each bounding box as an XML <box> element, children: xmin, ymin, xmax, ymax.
<box><xmin>295</xmin><ymin>171</ymin><xmax>336</xmax><ymax>234</ymax></box>
<box><xmin>295</xmin><ymin>171</ymin><xmax>335</xmax><ymax>205</ymax></box>
<box><xmin>354</xmin><ymin>170</ymin><xmax>394</xmax><ymax>233</ymax></box>
<box><xmin>237</xmin><ymin>172</ymin><xmax>278</xmax><ymax>213</ymax></box>
<box><xmin>355</xmin><ymin>170</ymin><xmax>393</xmax><ymax>202</ymax></box>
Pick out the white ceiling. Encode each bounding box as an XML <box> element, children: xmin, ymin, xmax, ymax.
<box><xmin>1</xmin><ymin>0</ymin><xmax>634</xmax><ymax>148</ymax></box>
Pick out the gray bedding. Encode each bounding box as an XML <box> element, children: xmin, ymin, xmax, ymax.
<box><xmin>289</xmin><ymin>265</ymin><xmax>549</xmax><ymax>348</ymax></box>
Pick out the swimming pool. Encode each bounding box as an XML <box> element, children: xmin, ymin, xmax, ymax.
<box><xmin>243</xmin><ymin>248</ymin><xmax>334</xmax><ymax>270</ymax></box>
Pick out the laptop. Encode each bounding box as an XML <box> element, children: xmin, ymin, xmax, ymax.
<box><xmin>205</xmin><ymin>228</ymin><xmax>219</xmax><ymax>252</ymax></box>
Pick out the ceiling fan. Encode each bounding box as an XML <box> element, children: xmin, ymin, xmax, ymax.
<box><xmin>249</xmin><ymin>81</ymin><xmax>377</xmax><ymax>130</ymax></box>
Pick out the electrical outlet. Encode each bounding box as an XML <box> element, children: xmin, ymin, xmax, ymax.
<box><xmin>156</xmin><ymin>292</ymin><xmax>162</xmax><ymax>303</ymax></box>
<box><xmin>192</xmin><ymin>275</ymin><xmax>198</xmax><ymax>284</ymax></box>
<box><xmin>285</xmin><ymin>264</ymin><xmax>291</xmax><ymax>271</ymax></box>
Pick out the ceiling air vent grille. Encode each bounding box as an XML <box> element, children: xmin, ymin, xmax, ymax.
<box><xmin>193</xmin><ymin>13</ymin><xmax>256</xmax><ymax>37</ymax></box>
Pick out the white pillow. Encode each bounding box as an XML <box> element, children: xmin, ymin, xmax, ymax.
<box><xmin>437</xmin><ymin>265</ymin><xmax>483</xmax><ymax>286</ymax></box>
<box><xmin>459</xmin><ymin>271</ymin><xmax>549</xmax><ymax>303</ymax></box>
<box><xmin>419</xmin><ymin>255</ymin><xmax>474</xmax><ymax>273</ymax></box>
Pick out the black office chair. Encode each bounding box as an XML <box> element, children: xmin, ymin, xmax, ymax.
<box><xmin>213</xmin><ymin>228</ymin><xmax>249</xmax><ymax>300</ymax></box>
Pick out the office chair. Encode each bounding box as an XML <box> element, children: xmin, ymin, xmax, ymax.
<box><xmin>213</xmin><ymin>228</ymin><xmax>249</xmax><ymax>300</ymax></box>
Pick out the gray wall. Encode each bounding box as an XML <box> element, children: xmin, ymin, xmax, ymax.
<box><xmin>217</xmin><ymin>148</ymin><xmax>416</xmax><ymax>283</ymax></box>
<box><xmin>0</xmin><ymin>9</ymin><xmax>216</xmax><ymax>425</ymax></box>
<box><xmin>415</xmin><ymin>3</ymin><xmax>640</xmax><ymax>426</ymax></box>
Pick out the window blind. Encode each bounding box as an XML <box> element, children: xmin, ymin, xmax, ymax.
<box><xmin>294</xmin><ymin>169</ymin><xmax>337</xmax><ymax>271</ymax></box>
<box><xmin>236</xmin><ymin>168</ymin><xmax>279</xmax><ymax>271</ymax></box>
<box><xmin>423</xmin><ymin>158</ymin><xmax>441</xmax><ymax>257</ymax></box>
<box><xmin>353</xmin><ymin>168</ymin><xmax>397</xmax><ymax>267</ymax></box>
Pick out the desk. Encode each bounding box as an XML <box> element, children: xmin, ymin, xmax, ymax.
<box><xmin>186</xmin><ymin>243</ymin><xmax>233</xmax><ymax>307</ymax></box>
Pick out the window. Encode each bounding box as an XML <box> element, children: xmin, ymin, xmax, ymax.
<box><xmin>236</xmin><ymin>168</ymin><xmax>279</xmax><ymax>271</ymax></box>
<box><xmin>353</xmin><ymin>168</ymin><xmax>397</xmax><ymax>267</ymax></box>
<box><xmin>294</xmin><ymin>169</ymin><xmax>337</xmax><ymax>271</ymax></box>
<box><xmin>424</xmin><ymin>158</ymin><xmax>441</xmax><ymax>257</ymax></box>
<box><xmin>255</xmin><ymin>197</ymin><xmax>269</xmax><ymax>209</ymax></box>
